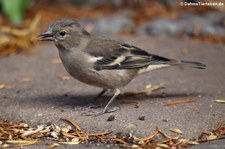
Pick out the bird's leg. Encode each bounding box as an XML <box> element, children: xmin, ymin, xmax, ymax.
<box><xmin>94</xmin><ymin>88</ymin><xmax>108</xmax><ymax>101</ymax></box>
<box><xmin>100</xmin><ymin>89</ymin><xmax>120</xmax><ymax>115</ymax></box>
<box><xmin>83</xmin><ymin>89</ymin><xmax>120</xmax><ymax>116</ymax></box>
<box><xmin>82</xmin><ymin>89</ymin><xmax>108</xmax><ymax>110</ymax></box>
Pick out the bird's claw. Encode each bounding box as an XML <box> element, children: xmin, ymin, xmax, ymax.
<box><xmin>81</xmin><ymin>107</ymin><xmax>118</xmax><ymax>116</ymax></box>
<box><xmin>73</xmin><ymin>104</ymin><xmax>101</xmax><ymax>111</ymax></box>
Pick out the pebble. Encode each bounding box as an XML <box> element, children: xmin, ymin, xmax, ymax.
<box><xmin>138</xmin><ymin>116</ymin><xmax>145</xmax><ymax>121</ymax></box>
<box><xmin>107</xmin><ymin>115</ymin><xmax>115</xmax><ymax>121</ymax></box>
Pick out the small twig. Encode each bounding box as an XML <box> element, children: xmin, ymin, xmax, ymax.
<box><xmin>158</xmin><ymin>129</ymin><xmax>174</xmax><ymax>139</ymax></box>
<box><xmin>136</xmin><ymin>127</ymin><xmax>159</xmax><ymax>142</ymax></box>
<box><xmin>48</xmin><ymin>143</ymin><xmax>60</xmax><ymax>149</ymax></box>
<box><xmin>22</xmin><ymin>125</ymin><xmax>44</xmax><ymax>137</ymax></box>
<box><xmin>61</xmin><ymin>131</ymin><xmax>78</xmax><ymax>138</ymax></box>
<box><xmin>214</xmin><ymin>119</ymin><xmax>224</xmax><ymax>131</ymax></box>
<box><xmin>123</xmin><ymin>100</ymin><xmax>140</xmax><ymax>108</ymax></box>
<box><xmin>88</xmin><ymin>131</ymin><xmax>112</xmax><ymax>137</ymax></box>
<box><xmin>113</xmin><ymin>137</ymin><xmax>130</xmax><ymax>146</ymax></box>
<box><xmin>164</xmin><ymin>99</ymin><xmax>195</xmax><ymax>106</ymax></box>
<box><xmin>61</xmin><ymin>118</ymin><xmax>82</xmax><ymax>131</ymax></box>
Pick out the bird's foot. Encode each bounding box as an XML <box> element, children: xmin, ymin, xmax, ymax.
<box><xmin>74</xmin><ymin>103</ymin><xmax>101</xmax><ymax>111</ymax></box>
<box><xmin>83</xmin><ymin>103</ymin><xmax>101</xmax><ymax>109</ymax></box>
<box><xmin>81</xmin><ymin>107</ymin><xmax>118</xmax><ymax>116</ymax></box>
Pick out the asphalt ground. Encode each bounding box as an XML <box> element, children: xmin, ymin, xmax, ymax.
<box><xmin>0</xmin><ymin>36</ymin><xmax>225</xmax><ymax>148</ymax></box>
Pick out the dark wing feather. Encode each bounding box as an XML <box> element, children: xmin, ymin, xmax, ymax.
<box><xmin>83</xmin><ymin>37</ymin><xmax>171</xmax><ymax>70</ymax></box>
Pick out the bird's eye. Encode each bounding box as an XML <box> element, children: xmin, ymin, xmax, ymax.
<box><xmin>60</xmin><ymin>31</ymin><xmax>66</xmax><ymax>36</ymax></box>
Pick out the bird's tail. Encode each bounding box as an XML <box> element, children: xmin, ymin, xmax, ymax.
<box><xmin>170</xmin><ymin>60</ymin><xmax>206</xmax><ymax>69</ymax></box>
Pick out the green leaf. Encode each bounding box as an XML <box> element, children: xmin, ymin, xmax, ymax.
<box><xmin>1</xmin><ymin>0</ymin><xmax>31</xmax><ymax>25</ymax></box>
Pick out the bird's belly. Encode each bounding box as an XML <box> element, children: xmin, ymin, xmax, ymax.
<box><xmin>69</xmin><ymin>67</ymin><xmax>137</xmax><ymax>89</ymax></box>
<box><xmin>59</xmin><ymin>51</ymin><xmax>137</xmax><ymax>89</ymax></box>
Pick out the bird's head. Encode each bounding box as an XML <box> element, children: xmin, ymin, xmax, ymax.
<box><xmin>38</xmin><ymin>19</ymin><xmax>89</xmax><ymax>49</ymax></box>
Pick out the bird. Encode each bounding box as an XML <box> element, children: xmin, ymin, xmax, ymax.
<box><xmin>38</xmin><ymin>19</ymin><xmax>206</xmax><ymax>116</ymax></box>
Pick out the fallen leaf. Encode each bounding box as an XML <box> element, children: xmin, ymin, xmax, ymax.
<box><xmin>188</xmin><ymin>141</ymin><xmax>199</xmax><ymax>145</ymax></box>
<box><xmin>6</xmin><ymin>140</ymin><xmax>38</xmax><ymax>144</ymax></box>
<box><xmin>131</xmin><ymin>144</ymin><xmax>140</xmax><ymax>148</ymax></box>
<box><xmin>157</xmin><ymin>143</ymin><xmax>170</xmax><ymax>148</ymax></box>
<box><xmin>58</xmin><ymin>75</ymin><xmax>70</xmax><ymax>80</ymax></box>
<box><xmin>206</xmin><ymin>133</ymin><xmax>217</xmax><ymax>141</ymax></box>
<box><xmin>0</xmin><ymin>14</ymin><xmax>41</xmax><ymax>57</ymax></box>
<box><xmin>61</xmin><ymin>125</ymin><xmax>72</xmax><ymax>133</ymax></box>
<box><xmin>48</xmin><ymin>143</ymin><xmax>60</xmax><ymax>149</ymax></box>
<box><xmin>0</xmin><ymin>84</ymin><xmax>13</xmax><ymax>89</ymax></box>
<box><xmin>71</xmin><ymin>137</ymin><xmax>80</xmax><ymax>144</ymax></box>
<box><xmin>170</xmin><ymin>128</ymin><xmax>183</xmax><ymax>134</ymax></box>
<box><xmin>51</xmin><ymin>58</ymin><xmax>61</xmax><ymax>64</ymax></box>
<box><xmin>22</xmin><ymin>125</ymin><xmax>44</xmax><ymax>137</ymax></box>
<box><xmin>145</xmin><ymin>84</ymin><xmax>152</xmax><ymax>89</ymax></box>
<box><xmin>214</xmin><ymin>100</ymin><xmax>225</xmax><ymax>104</ymax></box>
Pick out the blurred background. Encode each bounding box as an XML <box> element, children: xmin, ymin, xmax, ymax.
<box><xmin>0</xmin><ymin>0</ymin><xmax>224</xmax><ymax>56</ymax></box>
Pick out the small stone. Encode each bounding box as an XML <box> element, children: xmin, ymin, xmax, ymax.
<box><xmin>37</xmin><ymin>113</ymin><xmax>42</xmax><ymax>116</ymax></box>
<box><xmin>138</xmin><ymin>116</ymin><xmax>145</xmax><ymax>121</ymax></box>
<box><xmin>160</xmin><ymin>92</ymin><xmax>167</xmax><ymax>98</ymax></box>
<box><xmin>107</xmin><ymin>115</ymin><xmax>115</xmax><ymax>121</ymax></box>
<box><xmin>163</xmin><ymin>119</ymin><xmax>169</xmax><ymax>122</ymax></box>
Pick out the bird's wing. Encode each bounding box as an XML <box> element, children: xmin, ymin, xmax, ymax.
<box><xmin>83</xmin><ymin>37</ymin><xmax>172</xmax><ymax>70</ymax></box>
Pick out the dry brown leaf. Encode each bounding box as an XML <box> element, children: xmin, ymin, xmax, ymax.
<box><xmin>0</xmin><ymin>117</ymin><xmax>225</xmax><ymax>148</ymax></box>
<box><xmin>0</xmin><ymin>14</ymin><xmax>41</xmax><ymax>57</ymax></box>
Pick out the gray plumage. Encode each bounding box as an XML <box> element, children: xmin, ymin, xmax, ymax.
<box><xmin>39</xmin><ymin>19</ymin><xmax>206</xmax><ymax>116</ymax></box>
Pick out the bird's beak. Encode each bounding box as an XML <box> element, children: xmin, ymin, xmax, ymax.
<box><xmin>38</xmin><ymin>30</ymin><xmax>54</xmax><ymax>41</ymax></box>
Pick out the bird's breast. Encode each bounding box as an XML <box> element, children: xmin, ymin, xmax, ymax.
<box><xmin>58</xmin><ymin>50</ymin><xmax>138</xmax><ymax>89</ymax></box>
